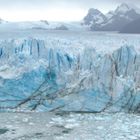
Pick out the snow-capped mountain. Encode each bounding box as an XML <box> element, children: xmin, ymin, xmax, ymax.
<box><xmin>115</xmin><ymin>3</ymin><xmax>131</xmax><ymax>14</ymax></box>
<box><xmin>0</xmin><ymin>3</ymin><xmax>140</xmax><ymax>32</ymax></box>
<box><xmin>83</xmin><ymin>3</ymin><xmax>140</xmax><ymax>31</ymax></box>
<box><xmin>82</xmin><ymin>8</ymin><xmax>106</xmax><ymax>26</ymax></box>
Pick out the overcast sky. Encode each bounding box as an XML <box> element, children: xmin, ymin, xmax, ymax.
<box><xmin>0</xmin><ymin>0</ymin><xmax>140</xmax><ymax>21</ymax></box>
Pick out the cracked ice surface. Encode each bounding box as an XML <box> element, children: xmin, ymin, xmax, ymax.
<box><xmin>0</xmin><ymin>112</ymin><xmax>140</xmax><ymax>140</ymax></box>
<box><xmin>0</xmin><ymin>30</ymin><xmax>139</xmax><ymax>112</ymax></box>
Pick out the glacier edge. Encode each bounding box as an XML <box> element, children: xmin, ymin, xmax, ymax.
<box><xmin>0</xmin><ymin>38</ymin><xmax>139</xmax><ymax>113</ymax></box>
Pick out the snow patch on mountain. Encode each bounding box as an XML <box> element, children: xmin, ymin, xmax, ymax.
<box><xmin>115</xmin><ymin>3</ymin><xmax>131</xmax><ymax>14</ymax></box>
<box><xmin>83</xmin><ymin>8</ymin><xmax>106</xmax><ymax>25</ymax></box>
<box><xmin>0</xmin><ymin>21</ymin><xmax>85</xmax><ymax>31</ymax></box>
<box><xmin>83</xmin><ymin>3</ymin><xmax>140</xmax><ymax>31</ymax></box>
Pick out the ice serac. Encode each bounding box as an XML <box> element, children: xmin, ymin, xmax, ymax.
<box><xmin>0</xmin><ymin>38</ymin><xmax>139</xmax><ymax>113</ymax></box>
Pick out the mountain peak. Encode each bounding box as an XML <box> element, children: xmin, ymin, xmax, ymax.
<box><xmin>83</xmin><ymin>3</ymin><xmax>140</xmax><ymax>31</ymax></box>
<box><xmin>120</xmin><ymin>3</ymin><xmax>129</xmax><ymax>8</ymax></box>
<box><xmin>115</xmin><ymin>3</ymin><xmax>131</xmax><ymax>13</ymax></box>
<box><xmin>88</xmin><ymin>8</ymin><xmax>102</xmax><ymax>15</ymax></box>
<box><xmin>83</xmin><ymin>8</ymin><xmax>106</xmax><ymax>25</ymax></box>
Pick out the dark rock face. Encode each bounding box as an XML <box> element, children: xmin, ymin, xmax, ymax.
<box><xmin>120</xmin><ymin>18</ymin><xmax>140</xmax><ymax>33</ymax></box>
<box><xmin>95</xmin><ymin>9</ymin><xmax>140</xmax><ymax>31</ymax></box>
<box><xmin>83</xmin><ymin>8</ymin><xmax>106</xmax><ymax>26</ymax></box>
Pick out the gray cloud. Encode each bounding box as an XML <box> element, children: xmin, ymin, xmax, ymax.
<box><xmin>0</xmin><ymin>0</ymin><xmax>139</xmax><ymax>8</ymax></box>
<box><xmin>0</xmin><ymin>0</ymin><xmax>139</xmax><ymax>11</ymax></box>
<box><xmin>0</xmin><ymin>0</ymin><xmax>139</xmax><ymax>21</ymax></box>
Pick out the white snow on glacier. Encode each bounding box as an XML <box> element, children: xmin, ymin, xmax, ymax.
<box><xmin>0</xmin><ymin>21</ymin><xmax>85</xmax><ymax>32</ymax></box>
<box><xmin>0</xmin><ymin>29</ymin><xmax>139</xmax><ymax>113</ymax></box>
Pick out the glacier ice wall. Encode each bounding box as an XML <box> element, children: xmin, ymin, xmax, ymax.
<box><xmin>0</xmin><ymin>38</ymin><xmax>139</xmax><ymax>113</ymax></box>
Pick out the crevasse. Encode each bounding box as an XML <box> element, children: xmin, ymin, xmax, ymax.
<box><xmin>0</xmin><ymin>38</ymin><xmax>139</xmax><ymax>113</ymax></box>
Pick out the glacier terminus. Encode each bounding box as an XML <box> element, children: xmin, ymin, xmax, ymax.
<box><xmin>0</xmin><ymin>30</ymin><xmax>139</xmax><ymax>113</ymax></box>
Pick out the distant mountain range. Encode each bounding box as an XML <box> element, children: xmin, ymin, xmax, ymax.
<box><xmin>0</xmin><ymin>3</ymin><xmax>140</xmax><ymax>33</ymax></box>
<box><xmin>0</xmin><ymin>20</ymin><xmax>86</xmax><ymax>31</ymax></box>
<box><xmin>83</xmin><ymin>3</ymin><xmax>140</xmax><ymax>33</ymax></box>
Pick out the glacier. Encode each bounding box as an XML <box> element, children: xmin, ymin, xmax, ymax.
<box><xmin>0</xmin><ymin>32</ymin><xmax>139</xmax><ymax>113</ymax></box>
